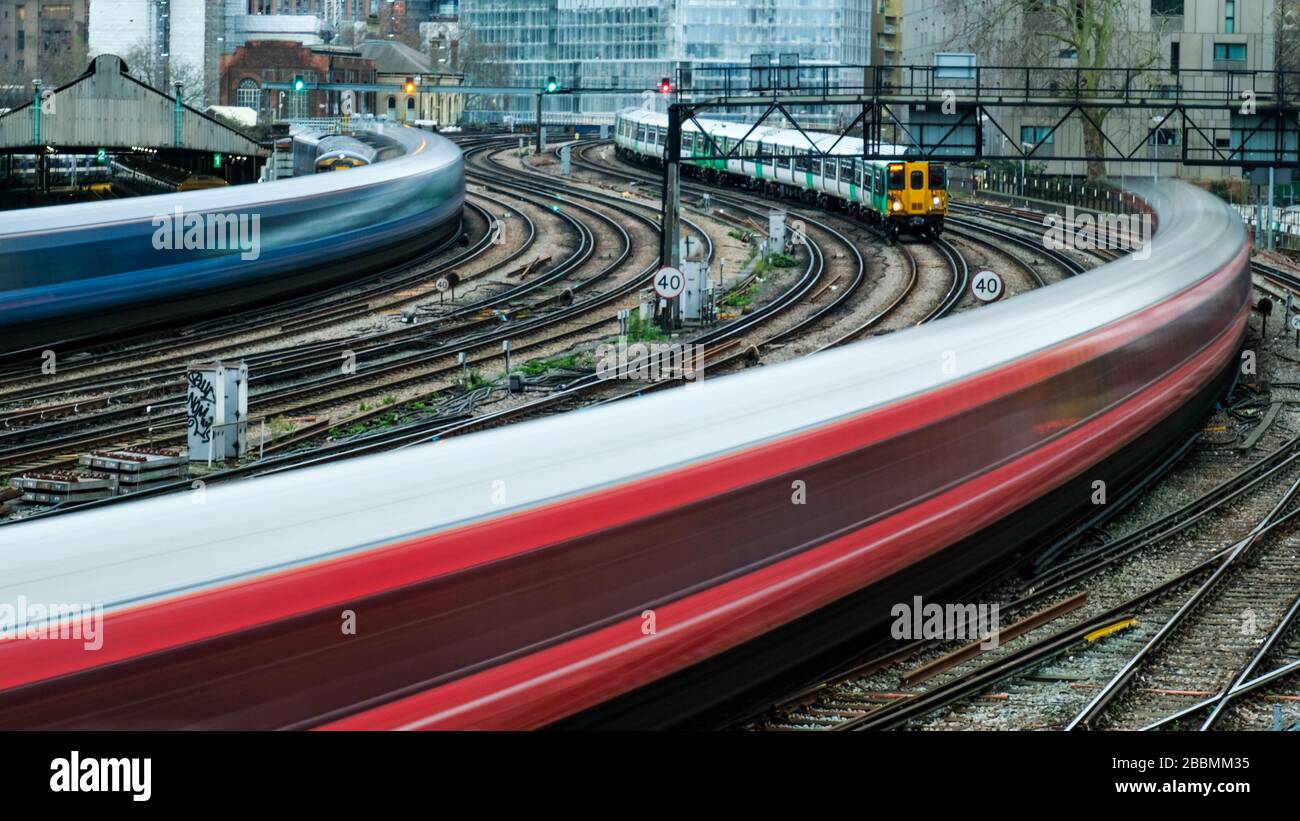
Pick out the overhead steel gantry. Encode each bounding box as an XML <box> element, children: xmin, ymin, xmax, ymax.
<box><xmin>265</xmin><ymin>80</ymin><xmax>658</xmax><ymax>150</ymax></box>
<box><xmin>658</xmin><ymin>62</ymin><xmax>1300</xmax><ymax>267</ymax></box>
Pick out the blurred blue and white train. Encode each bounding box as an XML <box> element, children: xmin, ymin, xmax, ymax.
<box><xmin>0</xmin><ymin>125</ymin><xmax>464</xmax><ymax>351</ymax></box>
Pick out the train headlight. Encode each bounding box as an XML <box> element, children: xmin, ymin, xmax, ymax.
<box><xmin>932</xmin><ymin>195</ymin><xmax>941</xmax><ymax>208</ymax></box>
<box><xmin>892</xmin><ymin>199</ymin><xmax>903</xmax><ymax>212</ymax></box>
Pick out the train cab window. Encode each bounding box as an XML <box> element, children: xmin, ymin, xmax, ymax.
<box><xmin>930</xmin><ymin>164</ymin><xmax>948</xmax><ymax>189</ymax></box>
<box><xmin>910</xmin><ymin>169</ymin><xmax>925</xmax><ymax>190</ymax></box>
<box><xmin>888</xmin><ymin>165</ymin><xmax>905</xmax><ymax>190</ymax></box>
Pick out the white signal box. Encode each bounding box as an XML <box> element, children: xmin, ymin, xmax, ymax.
<box><xmin>768</xmin><ymin>210</ymin><xmax>787</xmax><ymax>254</ymax></box>
<box><xmin>186</xmin><ymin>361</ymin><xmax>248</xmax><ymax>462</ymax></box>
<box><xmin>680</xmin><ymin>260</ymin><xmax>714</xmax><ymax>323</ymax></box>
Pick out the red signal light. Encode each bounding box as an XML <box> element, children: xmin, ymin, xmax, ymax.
<box><xmin>659</xmin><ymin>78</ymin><xmax>673</xmax><ymax>94</ymax></box>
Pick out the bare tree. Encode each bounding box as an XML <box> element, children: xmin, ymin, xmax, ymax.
<box><xmin>0</xmin><ymin>42</ymin><xmax>90</xmax><ymax>111</ymax></box>
<box><xmin>457</xmin><ymin>25</ymin><xmax>509</xmax><ymax>87</ymax></box>
<box><xmin>335</xmin><ymin>21</ymin><xmax>369</xmax><ymax>49</ymax></box>
<box><xmin>0</xmin><ymin>62</ymin><xmax>32</xmax><ymax>111</ymax></box>
<box><xmin>456</xmin><ymin>23</ymin><xmax>511</xmax><ymax>114</ymax></box>
<box><xmin>931</xmin><ymin>0</ymin><xmax>1168</xmax><ymax>180</ymax></box>
<box><xmin>36</xmin><ymin>37</ymin><xmax>91</xmax><ymax>88</ymax></box>
<box><xmin>122</xmin><ymin>40</ymin><xmax>205</xmax><ymax>106</ymax></box>
<box><xmin>1276</xmin><ymin>0</ymin><xmax>1300</xmax><ymax>105</ymax></box>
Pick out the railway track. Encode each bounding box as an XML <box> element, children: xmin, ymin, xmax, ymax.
<box><xmin>649</xmin><ymin>186</ymin><xmax>1298</xmax><ymax>732</ymax></box>
<box><xmin>723</xmin><ymin>362</ymin><xmax>1300</xmax><ymax>731</ymax></box>
<box><xmin>564</xmin><ymin>140</ymin><xmax>1108</xmax><ymax>316</ymax></box>
<box><xmin>566</xmin><ymin>142</ymin><xmax>975</xmax><ymax>326</ymax></box>
<box><xmin>5</xmin><ymin>134</ymin><xmax>972</xmax><ymax>517</ymax></box>
<box><xmin>0</xmin><ymin>198</ymin><xmax>494</xmax><ymax>375</ymax></box>
<box><xmin>5</xmin><ymin>138</ymin><xmax>1008</xmax><ymax>496</ymax></box>
<box><xmin>0</xmin><ymin>196</ymin><xmax>501</xmax><ymax>407</ymax></box>
<box><xmin>0</xmin><ymin>144</ymin><xmax>659</xmax><ymax>471</ymax></box>
<box><xmin>2</xmin><ymin>137</ymin><xmax>829</xmax><ymax>514</ymax></box>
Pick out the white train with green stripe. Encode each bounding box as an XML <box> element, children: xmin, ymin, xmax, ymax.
<box><xmin>614</xmin><ymin>108</ymin><xmax>949</xmax><ymax>241</ymax></box>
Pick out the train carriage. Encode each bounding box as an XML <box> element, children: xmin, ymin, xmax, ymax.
<box><xmin>615</xmin><ymin>108</ymin><xmax>947</xmax><ymax>240</ymax></box>
<box><xmin>1</xmin><ymin>125</ymin><xmax>464</xmax><ymax>347</ymax></box>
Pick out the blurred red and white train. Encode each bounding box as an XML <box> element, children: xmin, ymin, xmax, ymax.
<box><xmin>0</xmin><ymin>181</ymin><xmax>1250</xmax><ymax>729</ymax></box>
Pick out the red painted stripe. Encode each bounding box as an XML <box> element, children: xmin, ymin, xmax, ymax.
<box><xmin>0</xmin><ymin>248</ymin><xmax>1248</xmax><ymax>696</ymax></box>
<box><xmin>324</xmin><ymin>303</ymin><xmax>1247</xmax><ymax>730</ymax></box>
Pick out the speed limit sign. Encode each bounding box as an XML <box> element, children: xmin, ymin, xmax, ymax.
<box><xmin>654</xmin><ymin>266</ymin><xmax>686</xmax><ymax>299</ymax></box>
<box><xmin>971</xmin><ymin>270</ymin><xmax>1004</xmax><ymax>303</ymax></box>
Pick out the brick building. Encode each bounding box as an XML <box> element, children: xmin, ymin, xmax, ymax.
<box><xmin>220</xmin><ymin>39</ymin><xmax>375</xmax><ymax>121</ymax></box>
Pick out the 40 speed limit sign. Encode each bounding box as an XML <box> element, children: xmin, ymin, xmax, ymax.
<box><xmin>971</xmin><ymin>270</ymin><xmax>1004</xmax><ymax>303</ymax></box>
<box><xmin>654</xmin><ymin>266</ymin><xmax>686</xmax><ymax>299</ymax></box>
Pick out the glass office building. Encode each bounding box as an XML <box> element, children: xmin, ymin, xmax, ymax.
<box><xmin>460</xmin><ymin>0</ymin><xmax>558</xmax><ymax>91</ymax></box>
<box><xmin>461</xmin><ymin>0</ymin><xmax>871</xmax><ymax>124</ymax></box>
